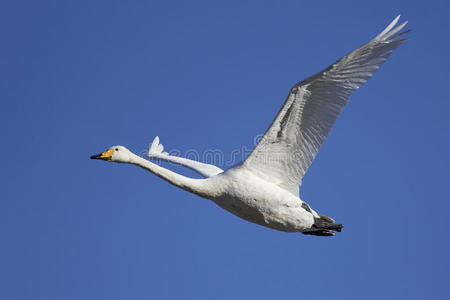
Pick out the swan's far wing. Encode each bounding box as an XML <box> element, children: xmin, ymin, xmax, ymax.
<box><xmin>243</xmin><ymin>16</ymin><xmax>409</xmax><ymax>196</ymax></box>
<box><xmin>148</xmin><ymin>136</ymin><xmax>223</xmax><ymax>178</ymax></box>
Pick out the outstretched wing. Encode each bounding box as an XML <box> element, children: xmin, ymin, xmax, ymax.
<box><xmin>148</xmin><ymin>136</ymin><xmax>223</xmax><ymax>178</ymax></box>
<box><xmin>243</xmin><ymin>16</ymin><xmax>409</xmax><ymax>196</ymax></box>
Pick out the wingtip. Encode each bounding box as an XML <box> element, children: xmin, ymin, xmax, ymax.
<box><xmin>148</xmin><ymin>136</ymin><xmax>161</xmax><ymax>156</ymax></box>
<box><xmin>375</xmin><ymin>15</ymin><xmax>409</xmax><ymax>41</ymax></box>
<box><xmin>394</xmin><ymin>14</ymin><xmax>401</xmax><ymax>22</ymax></box>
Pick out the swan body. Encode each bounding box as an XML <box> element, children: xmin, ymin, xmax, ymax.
<box><xmin>91</xmin><ymin>16</ymin><xmax>409</xmax><ymax>236</ymax></box>
<box><xmin>148</xmin><ymin>137</ymin><xmax>315</xmax><ymax>231</ymax></box>
<box><xmin>207</xmin><ymin>166</ymin><xmax>315</xmax><ymax>232</ymax></box>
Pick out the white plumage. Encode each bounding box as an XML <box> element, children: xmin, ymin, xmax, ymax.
<box><xmin>92</xmin><ymin>16</ymin><xmax>409</xmax><ymax>236</ymax></box>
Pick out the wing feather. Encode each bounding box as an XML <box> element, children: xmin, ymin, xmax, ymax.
<box><xmin>243</xmin><ymin>16</ymin><xmax>409</xmax><ymax>196</ymax></box>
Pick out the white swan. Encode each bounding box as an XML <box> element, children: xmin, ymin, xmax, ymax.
<box><xmin>91</xmin><ymin>16</ymin><xmax>409</xmax><ymax>236</ymax></box>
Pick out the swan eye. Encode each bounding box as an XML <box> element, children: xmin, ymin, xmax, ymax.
<box><xmin>115</xmin><ymin>148</ymin><xmax>119</xmax><ymax>151</ymax></box>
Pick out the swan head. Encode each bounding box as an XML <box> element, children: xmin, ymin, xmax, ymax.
<box><xmin>90</xmin><ymin>145</ymin><xmax>133</xmax><ymax>163</ymax></box>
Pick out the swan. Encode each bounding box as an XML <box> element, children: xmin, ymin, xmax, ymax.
<box><xmin>91</xmin><ymin>16</ymin><xmax>409</xmax><ymax>236</ymax></box>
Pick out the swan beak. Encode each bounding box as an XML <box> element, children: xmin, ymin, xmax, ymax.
<box><xmin>90</xmin><ymin>148</ymin><xmax>114</xmax><ymax>161</ymax></box>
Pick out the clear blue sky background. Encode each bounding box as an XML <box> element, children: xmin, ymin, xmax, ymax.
<box><xmin>1</xmin><ymin>0</ymin><xmax>449</xmax><ymax>299</ymax></box>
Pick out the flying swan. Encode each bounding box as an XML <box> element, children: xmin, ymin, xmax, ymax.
<box><xmin>91</xmin><ymin>16</ymin><xmax>409</xmax><ymax>236</ymax></box>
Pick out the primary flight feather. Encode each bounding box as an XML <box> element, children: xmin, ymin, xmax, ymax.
<box><xmin>92</xmin><ymin>16</ymin><xmax>409</xmax><ymax>236</ymax></box>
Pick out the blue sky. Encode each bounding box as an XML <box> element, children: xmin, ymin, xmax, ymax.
<box><xmin>1</xmin><ymin>0</ymin><xmax>449</xmax><ymax>299</ymax></box>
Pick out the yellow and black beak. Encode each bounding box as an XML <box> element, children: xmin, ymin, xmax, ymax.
<box><xmin>90</xmin><ymin>148</ymin><xmax>114</xmax><ymax>161</ymax></box>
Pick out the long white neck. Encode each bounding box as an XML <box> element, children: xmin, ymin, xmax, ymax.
<box><xmin>129</xmin><ymin>153</ymin><xmax>211</xmax><ymax>197</ymax></box>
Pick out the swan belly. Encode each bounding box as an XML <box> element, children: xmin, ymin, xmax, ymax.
<box><xmin>207</xmin><ymin>171</ymin><xmax>314</xmax><ymax>232</ymax></box>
